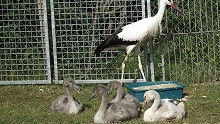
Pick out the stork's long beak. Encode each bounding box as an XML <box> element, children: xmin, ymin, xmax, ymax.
<box><xmin>72</xmin><ymin>83</ymin><xmax>80</xmax><ymax>93</ymax></box>
<box><xmin>171</xmin><ymin>3</ymin><xmax>184</xmax><ymax>15</ymax></box>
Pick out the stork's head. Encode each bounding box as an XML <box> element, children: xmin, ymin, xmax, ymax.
<box><xmin>163</xmin><ymin>0</ymin><xmax>184</xmax><ymax>14</ymax></box>
<box><xmin>162</xmin><ymin>0</ymin><xmax>174</xmax><ymax>5</ymax></box>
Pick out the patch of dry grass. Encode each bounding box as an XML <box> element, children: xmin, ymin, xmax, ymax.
<box><xmin>0</xmin><ymin>83</ymin><xmax>220</xmax><ymax>123</ymax></box>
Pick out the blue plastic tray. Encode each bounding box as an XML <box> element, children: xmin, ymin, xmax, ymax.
<box><xmin>126</xmin><ymin>81</ymin><xmax>185</xmax><ymax>102</ymax></box>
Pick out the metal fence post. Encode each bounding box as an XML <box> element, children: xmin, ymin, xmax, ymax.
<box><xmin>43</xmin><ymin>0</ymin><xmax>52</xmax><ymax>83</ymax></box>
<box><xmin>146</xmin><ymin>0</ymin><xmax>155</xmax><ymax>82</ymax></box>
<box><xmin>142</xmin><ymin>0</ymin><xmax>149</xmax><ymax>81</ymax></box>
<box><xmin>50</xmin><ymin>0</ymin><xmax>59</xmax><ymax>84</ymax></box>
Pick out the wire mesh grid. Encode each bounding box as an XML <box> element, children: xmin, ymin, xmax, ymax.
<box><xmin>51</xmin><ymin>0</ymin><xmax>220</xmax><ymax>84</ymax></box>
<box><xmin>159</xmin><ymin>0</ymin><xmax>220</xmax><ymax>83</ymax></box>
<box><xmin>0</xmin><ymin>0</ymin><xmax>51</xmax><ymax>84</ymax></box>
<box><xmin>51</xmin><ymin>0</ymin><xmax>146</xmax><ymax>83</ymax></box>
<box><xmin>0</xmin><ymin>0</ymin><xmax>219</xmax><ymax>84</ymax></box>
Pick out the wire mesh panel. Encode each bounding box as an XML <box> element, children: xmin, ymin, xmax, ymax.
<box><xmin>1</xmin><ymin>0</ymin><xmax>218</xmax><ymax>84</ymax></box>
<box><xmin>51</xmin><ymin>0</ymin><xmax>146</xmax><ymax>83</ymax></box>
<box><xmin>155</xmin><ymin>0</ymin><xmax>220</xmax><ymax>83</ymax></box>
<box><xmin>0</xmin><ymin>0</ymin><xmax>51</xmax><ymax>84</ymax></box>
<box><xmin>51</xmin><ymin>0</ymin><xmax>219</xmax><ymax>84</ymax></box>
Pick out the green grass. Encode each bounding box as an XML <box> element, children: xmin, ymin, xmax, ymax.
<box><xmin>0</xmin><ymin>83</ymin><xmax>220</xmax><ymax>124</ymax></box>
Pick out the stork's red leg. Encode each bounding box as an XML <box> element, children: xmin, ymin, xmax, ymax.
<box><xmin>138</xmin><ymin>52</ymin><xmax>146</xmax><ymax>81</ymax></box>
<box><xmin>121</xmin><ymin>54</ymin><xmax>129</xmax><ymax>85</ymax></box>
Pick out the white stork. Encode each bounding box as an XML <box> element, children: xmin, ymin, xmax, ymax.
<box><xmin>95</xmin><ymin>0</ymin><xmax>183</xmax><ymax>85</ymax></box>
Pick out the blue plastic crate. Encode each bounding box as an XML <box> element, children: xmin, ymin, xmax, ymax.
<box><xmin>126</xmin><ymin>81</ymin><xmax>185</xmax><ymax>102</ymax></box>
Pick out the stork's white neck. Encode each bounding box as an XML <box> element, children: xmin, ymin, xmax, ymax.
<box><xmin>154</xmin><ymin>1</ymin><xmax>167</xmax><ymax>24</ymax></box>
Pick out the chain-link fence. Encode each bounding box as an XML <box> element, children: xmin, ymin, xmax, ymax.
<box><xmin>0</xmin><ymin>0</ymin><xmax>219</xmax><ymax>84</ymax></box>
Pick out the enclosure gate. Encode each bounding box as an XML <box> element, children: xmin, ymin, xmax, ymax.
<box><xmin>0</xmin><ymin>0</ymin><xmax>51</xmax><ymax>84</ymax></box>
<box><xmin>50</xmin><ymin>0</ymin><xmax>149</xmax><ymax>84</ymax></box>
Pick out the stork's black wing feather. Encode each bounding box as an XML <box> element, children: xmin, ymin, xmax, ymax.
<box><xmin>94</xmin><ymin>27</ymin><xmax>139</xmax><ymax>56</ymax></box>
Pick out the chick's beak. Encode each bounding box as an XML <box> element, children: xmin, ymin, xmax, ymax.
<box><xmin>72</xmin><ymin>84</ymin><xmax>80</xmax><ymax>93</ymax></box>
<box><xmin>107</xmin><ymin>89</ymin><xmax>112</xmax><ymax>94</ymax></box>
<box><xmin>143</xmin><ymin>99</ymin><xmax>148</xmax><ymax>108</ymax></box>
<box><xmin>89</xmin><ymin>93</ymin><xmax>96</xmax><ymax>101</ymax></box>
<box><xmin>171</xmin><ymin>3</ymin><xmax>184</xmax><ymax>15</ymax></box>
